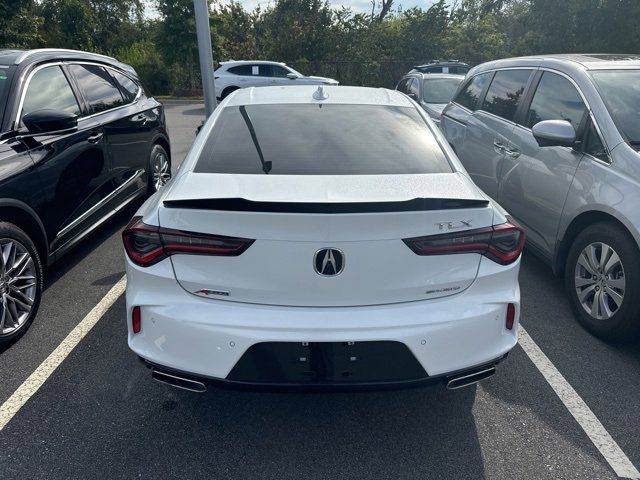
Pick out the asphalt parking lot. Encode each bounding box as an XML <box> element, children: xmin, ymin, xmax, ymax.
<box><xmin>1</xmin><ymin>100</ymin><xmax>639</xmax><ymax>480</ymax></box>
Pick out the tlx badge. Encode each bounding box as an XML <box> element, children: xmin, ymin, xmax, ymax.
<box><xmin>435</xmin><ymin>220</ymin><xmax>473</xmax><ymax>231</ymax></box>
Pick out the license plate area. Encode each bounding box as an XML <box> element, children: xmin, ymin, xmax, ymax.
<box><xmin>227</xmin><ymin>341</ymin><xmax>427</xmax><ymax>384</ymax></box>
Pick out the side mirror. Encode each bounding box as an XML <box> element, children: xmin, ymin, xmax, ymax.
<box><xmin>407</xmin><ymin>92</ymin><xmax>418</xmax><ymax>101</ymax></box>
<box><xmin>532</xmin><ymin>120</ymin><xmax>576</xmax><ymax>147</ymax></box>
<box><xmin>22</xmin><ymin>109</ymin><xmax>78</xmax><ymax>135</ymax></box>
<box><xmin>286</xmin><ymin>72</ymin><xmax>298</xmax><ymax>80</ymax></box>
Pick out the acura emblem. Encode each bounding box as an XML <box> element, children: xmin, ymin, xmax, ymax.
<box><xmin>314</xmin><ymin>248</ymin><xmax>344</xmax><ymax>276</ymax></box>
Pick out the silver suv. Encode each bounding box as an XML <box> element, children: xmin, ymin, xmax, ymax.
<box><xmin>396</xmin><ymin>73</ymin><xmax>464</xmax><ymax>126</ymax></box>
<box><xmin>441</xmin><ymin>54</ymin><xmax>640</xmax><ymax>341</ymax></box>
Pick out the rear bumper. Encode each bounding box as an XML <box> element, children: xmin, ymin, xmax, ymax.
<box><xmin>140</xmin><ymin>353</ymin><xmax>509</xmax><ymax>392</ymax></box>
<box><xmin>126</xmin><ymin>255</ymin><xmax>520</xmax><ymax>386</ymax></box>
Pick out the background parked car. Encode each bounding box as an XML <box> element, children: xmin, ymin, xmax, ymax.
<box><xmin>409</xmin><ymin>60</ymin><xmax>470</xmax><ymax>75</ymax></box>
<box><xmin>214</xmin><ymin>60</ymin><xmax>338</xmax><ymax>100</ymax></box>
<box><xmin>396</xmin><ymin>73</ymin><xmax>464</xmax><ymax>126</ymax></box>
<box><xmin>441</xmin><ymin>53</ymin><xmax>640</xmax><ymax>341</ymax></box>
<box><xmin>0</xmin><ymin>48</ymin><xmax>171</xmax><ymax>347</ymax></box>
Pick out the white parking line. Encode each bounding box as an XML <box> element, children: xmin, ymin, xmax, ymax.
<box><xmin>0</xmin><ymin>276</ymin><xmax>126</xmax><ymax>431</ymax></box>
<box><xmin>519</xmin><ymin>326</ymin><xmax>640</xmax><ymax>479</ymax></box>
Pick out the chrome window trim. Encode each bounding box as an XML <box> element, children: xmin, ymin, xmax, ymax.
<box><xmin>14</xmin><ymin>49</ymin><xmax>117</xmax><ymax>65</ymax></box>
<box><xmin>56</xmin><ymin>169</ymin><xmax>145</xmax><ymax>238</ymax></box>
<box><xmin>15</xmin><ymin>61</ymin><xmax>142</xmax><ymax>127</ymax></box>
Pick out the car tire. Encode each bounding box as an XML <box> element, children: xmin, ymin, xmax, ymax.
<box><xmin>0</xmin><ymin>222</ymin><xmax>44</xmax><ymax>350</ymax></box>
<box><xmin>148</xmin><ymin>144</ymin><xmax>171</xmax><ymax>195</ymax></box>
<box><xmin>220</xmin><ymin>86</ymin><xmax>239</xmax><ymax>100</ymax></box>
<box><xmin>565</xmin><ymin>221</ymin><xmax>640</xmax><ymax>341</ymax></box>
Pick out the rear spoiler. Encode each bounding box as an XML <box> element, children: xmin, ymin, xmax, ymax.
<box><xmin>163</xmin><ymin>198</ymin><xmax>489</xmax><ymax>213</ymax></box>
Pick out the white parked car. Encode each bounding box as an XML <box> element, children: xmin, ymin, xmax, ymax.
<box><xmin>123</xmin><ymin>85</ymin><xmax>523</xmax><ymax>392</ymax></box>
<box><xmin>214</xmin><ymin>60</ymin><xmax>338</xmax><ymax>100</ymax></box>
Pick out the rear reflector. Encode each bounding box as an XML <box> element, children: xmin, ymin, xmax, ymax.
<box><xmin>403</xmin><ymin>219</ymin><xmax>525</xmax><ymax>265</ymax></box>
<box><xmin>506</xmin><ymin>303</ymin><xmax>516</xmax><ymax>330</ymax></box>
<box><xmin>122</xmin><ymin>217</ymin><xmax>255</xmax><ymax>267</ymax></box>
<box><xmin>132</xmin><ymin>306</ymin><xmax>141</xmax><ymax>334</ymax></box>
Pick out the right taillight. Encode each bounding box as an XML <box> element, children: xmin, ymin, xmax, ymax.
<box><xmin>403</xmin><ymin>219</ymin><xmax>525</xmax><ymax>265</ymax></box>
<box><xmin>122</xmin><ymin>217</ymin><xmax>255</xmax><ymax>267</ymax></box>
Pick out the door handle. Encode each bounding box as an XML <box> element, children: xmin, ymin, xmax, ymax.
<box><xmin>504</xmin><ymin>148</ymin><xmax>521</xmax><ymax>159</ymax></box>
<box><xmin>87</xmin><ymin>132</ymin><xmax>104</xmax><ymax>144</ymax></box>
<box><xmin>493</xmin><ymin>141</ymin><xmax>506</xmax><ymax>152</ymax></box>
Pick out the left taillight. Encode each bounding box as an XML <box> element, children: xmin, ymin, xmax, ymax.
<box><xmin>403</xmin><ymin>220</ymin><xmax>525</xmax><ymax>266</ymax></box>
<box><xmin>122</xmin><ymin>216</ymin><xmax>255</xmax><ymax>267</ymax></box>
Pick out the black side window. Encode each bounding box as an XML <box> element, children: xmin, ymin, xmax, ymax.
<box><xmin>267</xmin><ymin>65</ymin><xmax>290</xmax><ymax>77</ymax></box>
<box><xmin>455</xmin><ymin>72</ymin><xmax>491</xmax><ymax>111</ymax></box>
<box><xmin>396</xmin><ymin>79</ymin><xmax>409</xmax><ymax>93</ymax></box>
<box><xmin>584</xmin><ymin>121</ymin><xmax>608</xmax><ymax>162</ymax></box>
<box><xmin>69</xmin><ymin>64</ymin><xmax>124</xmax><ymax>114</ymax></box>
<box><xmin>227</xmin><ymin>65</ymin><xmax>252</xmax><ymax>76</ymax></box>
<box><xmin>111</xmin><ymin>70</ymin><xmax>139</xmax><ymax>104</ymax></box>
<box><xmin>22</xmin><ymin>66</ymin><xmax>80</xmax><ymax>120</ymax></box>
<box><xmin>482</xmin><ymin>69</ymin><xmax>532</xmax><ymax>121</ymax></box>
<box><xmin>525</xmin><ymin>72</ymin><xmax>586</xmax><ymax>131</ymax></box>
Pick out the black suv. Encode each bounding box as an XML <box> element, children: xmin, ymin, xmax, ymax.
<box><xmin>409</xmin><ymin>60</ymin><xmax>470</xmax><ymax>75</ymax></box>
<box><xmin>0</xmin><ymin>48</ymin><xmax>171</xmax><ymax>347</ymax></box>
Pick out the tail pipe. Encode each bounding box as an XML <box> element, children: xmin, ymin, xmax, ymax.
<box><xmin>445</xmin><ymin>366</ymin><xmax>496</xmax><ymax>390</ymax></box>
<box><xmin>152</xmin><ymin>368</ymin><xmax>207</xmax><ymax>393</ymax></box>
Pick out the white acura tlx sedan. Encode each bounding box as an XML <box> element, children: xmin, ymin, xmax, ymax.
<box><xmin>123</xmin><ymin>85</ymin><xmax>524</xmax><ymax>392</ymax></box>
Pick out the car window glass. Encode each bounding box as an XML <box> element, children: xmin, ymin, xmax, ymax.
<box><xmin>68</xmin><ymin>64</ymin><xmax>124</xmax><ymax>114</ymax></box>
<box><xmin>423</xmin><ymin>77</ymin><xmax>464</xmax><ymax>104</ymax></box>
<box><xmin>454</xmin><ymin>72</ymin><xmax>492</xmax><ymax>111</ymax></box>
<box><xmin>196</xmin><ymin>104</ymin><xmax>452</xmax><ymax>175</ymax></box>
<box><xmin>450</xmin><ymin>66</ymin><xmax>470</xmax><ymax>75</ymax></box>
<box><xmin>22</xmin><ymin>65</ymin><xmax>80</xmax><ymax>120</ymax></box>
<box><xmin>396</xmin><ymin>79</ymin><xmax>409</xmax><ymax>93</ymax></box>
<box><xmin>110</xmin><ymin>70</ymin><xmax>139</xmax><ymax>104</ymax></box>
<box><xmin>252</xmin><ymin>65</ymin><xmax>259</xmax><ymax>76</ymax></box>
<box><xmin>525</xmin><ymin>72</ymin><xmax>585</xmax><ymax>131</ymax></box>
<box><xmin>590</xmin><ymin>70</ymin><xmax>640</xmax><ymax>143</ymax></box>
<box><xmin>482</xmin><ymin>69</ymin><xmax>532</xmax><ymax>121</ymax></box>
<box><xmin>584</xmin><ymin>121</ymin><xmax>608</xmax><ymax>162</ymax></box>
<box><xmin>270</xmin><ymin>65</ymin><xmax>290</xmax><ymax>77</ymax></box>
<box><xmin>409</xmin><ymin>78</ymin><xmax>420</xmax><ymax>96</ymax></box>
<box><xmin>228</xmin><ymin>65</ymin><xmax>252</xmax><ymax>76</ymax></box>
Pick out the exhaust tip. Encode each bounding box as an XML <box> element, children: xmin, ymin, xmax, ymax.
<box><xmin>152</xmin><ymin>369</ymin><xmax>207</xmax><ymax>393</ymax></box>
<box><xmin>446</xmin><ymin>366</ymin><xmax>496</xmax><ymax>390</ymax></box>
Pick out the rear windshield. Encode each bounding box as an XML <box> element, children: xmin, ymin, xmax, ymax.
<box><xmin>422</xmin><ymin>77</ymin><xmax>464</xmax><ymax>104</ymax></box>
<box><xmin>195</xmin><ymin>104</ymin><xmax>452</xmax><ymax>175</ymax></box>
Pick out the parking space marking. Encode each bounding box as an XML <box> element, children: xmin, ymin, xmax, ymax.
<box><xmin>0</xmin><ymin>276</ymin><xmax>126</xmax><ymax>432</ymax></box>
<box><xmin>519</xmin><ymin>326</ymin><xmax>640</xmax><ymax>479</ymax></box>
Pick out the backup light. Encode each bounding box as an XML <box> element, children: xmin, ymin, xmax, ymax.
<box><xmin>122</xmin><ymin>217</ymin><xmax>255</xmax><ymax>267</ymax></box>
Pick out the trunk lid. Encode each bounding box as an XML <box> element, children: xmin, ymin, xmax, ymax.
<box><xmin>160</xmin><ymin>173</ymin><xmax>492</xmax><ymax>307</ymax></box>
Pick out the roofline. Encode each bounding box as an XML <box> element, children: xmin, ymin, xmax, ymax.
<box><xmin>220</xmin><ymin>60</ymin><xmax>286</xmax><ymax>66</ymax></box>
<box><xmin>14</xmin><ymin>48</ymin><xmax>117</xmax><ymax>65</ymax></box>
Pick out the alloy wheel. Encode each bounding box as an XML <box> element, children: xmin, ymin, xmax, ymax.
<box><xmin>574</xmin><ymin>242</ymin><xmax>625</xmax><ymax>320</ymax></box>
<box><xmin>152</xmin><ymin>151</ymin><xmax>171</xmax><ymax>191</ymax></box>
<box><xmin>0</xmin><ymin>239</ymin><xmax>37</xmax><ymax>336</ymax></box>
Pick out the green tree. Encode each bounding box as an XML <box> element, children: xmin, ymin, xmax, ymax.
<box><xmin>0</xmin><ymin>0</ymin><xmax>42</xmax><ymax>48</ymax></box>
